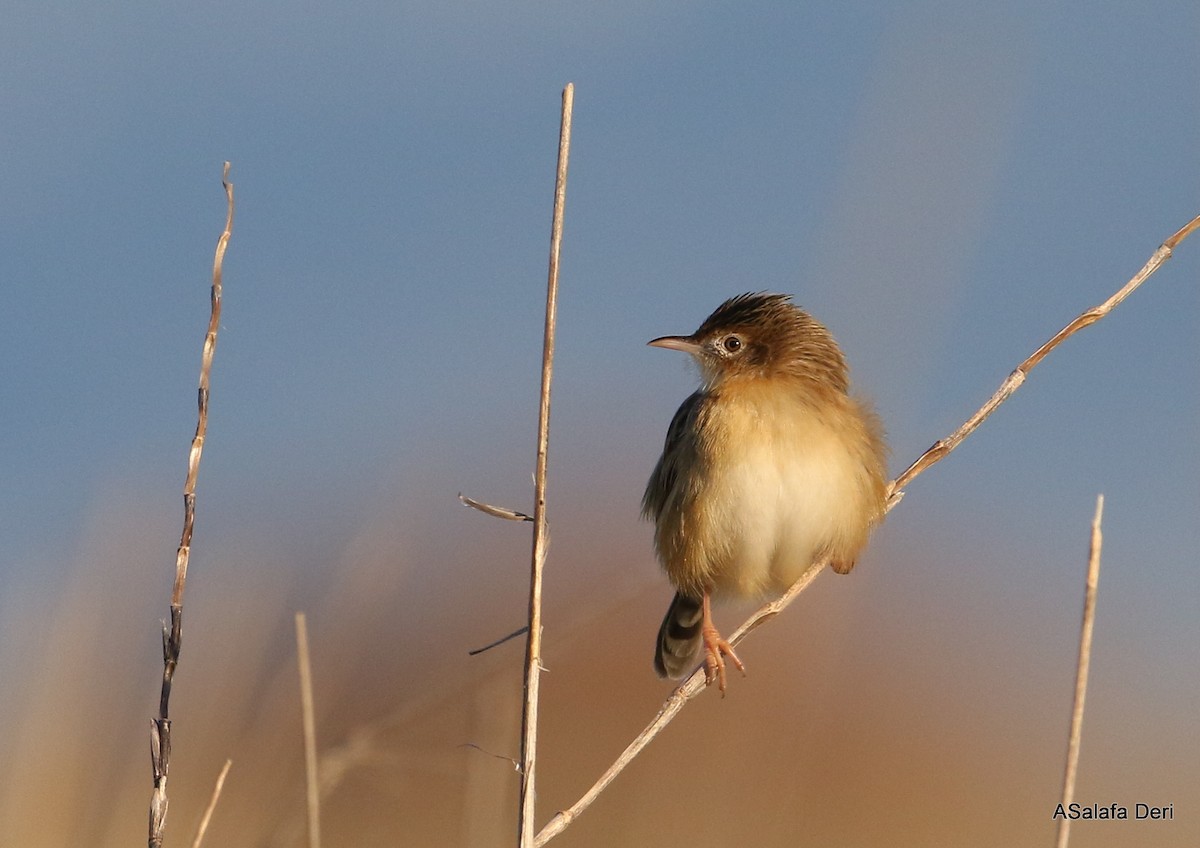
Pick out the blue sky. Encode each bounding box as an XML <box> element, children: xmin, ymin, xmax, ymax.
<box><xmin>3</xmin><ymin>2</ymin><xmax>1195</xmax><ymax>561</ymax></box>
<box><xmin>1</xmin><ymin>2</ymin><xmax>1197</xmax><ymax>845</ymax></box>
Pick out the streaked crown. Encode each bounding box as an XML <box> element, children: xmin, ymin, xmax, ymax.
<box><xmin>650</xmin><ymin>292</ymin><xmax>849</xmax><ymax>391</ymax></box>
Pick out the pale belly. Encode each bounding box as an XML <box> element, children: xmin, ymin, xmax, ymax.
<box><xmin>686</xmin><ymin>394</ymin><xmax>877</xmax><ymax>598</ymax></box>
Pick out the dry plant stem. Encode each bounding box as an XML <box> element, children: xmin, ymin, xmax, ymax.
<box><xmin>1055</xmin><ymin>495</ymin><xmax>1105</xmax><ymax>848</ymax></box>
<box><xmin>518</xmin><ymin>82</ymin><xmax>574</xmax><ymax>848</ymax></box>
<box><xmin>890</xmin><ymin>212</ymin><xmax>1200</xmax><ymax>499</ymax></box>
<box><xmin>296</xmin><ymin>613</ymin><xmax>322</xmax><ymax>848</ymax></box>
<box><xmin>534</xmin><ymin>565</ymin><xmax>824</xmax><ymax>847</ymax></box>
<box><xmin>149</xmin><ymin>162</ymin><xmax>234</xmax><ymax>848</ymax></box>
<box><xmin>189</xmin><ymin>759</ymin><xmax>232</xmax><ymax>848</ymax></box>
<box><xmin>534</xmin><ymin>213</ymin><xmax>1200</xmax><ymax>846</ymax></box>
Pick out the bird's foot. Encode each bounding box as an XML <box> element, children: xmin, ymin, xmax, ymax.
<box><xmin>701</xmin><ymin>625</ymin><xmax>745</xmax><ymax>695</ymax></box>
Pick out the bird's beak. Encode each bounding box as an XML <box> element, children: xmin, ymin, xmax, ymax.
<box><xmin>648</xmin><ymin>335</ymin><xmax>702</xmax><ymax>355</ymax></box>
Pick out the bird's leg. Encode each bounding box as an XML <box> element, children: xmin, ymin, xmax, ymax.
<box><xmin>700</xmin><ymin>591</ymin><xmax>745</xmax><ymax>694</ymax></box>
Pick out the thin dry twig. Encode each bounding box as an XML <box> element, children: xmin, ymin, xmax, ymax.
<box><xmin>519</xmin><ymin>82</ymin><xmax>574</xmax><ymax>848</ymax></box>
<box><xmin>296</xmin><ymin>612</ymin><xmax>322</xmax><ymax>848</ymax></box>
<box><xmin>469</xmin><ymin>626</ymin><xmax>531</xmax><ymax>656</ymax></box>
<box><xmin>461</xmin><ymin>742</ymin><xmax>522</xmax><ymax>770</ymax></box>
<box><xmin>534</xmin><ymin>213</ymin><xmax>1200</xmax><ymax>846</ymax></box>
<box><xmin>149</xmin><ymin>162</ymin><xmax>234</xmax><ymax>848</ymax></box>
<box><xmin>1055</xmin><ymin>495</ymin><xmax>1105</xmax><ymax>848</ymax></box>
<box><xmin>459</xmin><ymin>493</ymin><xmax>533</xmax><ymax>522</ymax></box>
<box><xmin>189</xmin><ymin>759</ymin><xmax>233</xmax><ymax>848</ymax></box>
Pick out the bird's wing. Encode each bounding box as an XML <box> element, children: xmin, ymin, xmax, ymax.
<box><xmin>641</xmin><ymin>390</ymin><xmax>704</xmax><ymax>522</ymax></box>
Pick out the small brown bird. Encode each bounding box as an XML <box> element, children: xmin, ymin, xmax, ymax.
<box><xmin>643</xmin><ymin>292</ymin><xmax>888</xmax><ymax>692</ymax></box>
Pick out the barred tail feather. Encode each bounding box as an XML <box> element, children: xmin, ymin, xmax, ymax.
<box><xmin>654</xmin><ymin>592</ymin><xmax>704</xmax><ymax>678</ymax></box>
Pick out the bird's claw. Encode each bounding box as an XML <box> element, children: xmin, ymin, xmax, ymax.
<box><xmin>702</xmin><ymin>631</ymin><xmax>745</xmax><ymax>695</ymax></box>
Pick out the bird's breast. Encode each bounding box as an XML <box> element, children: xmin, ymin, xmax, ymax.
<box><xmin>669</xmin><ymin>380</ymin><xmax>879</xmax><ymax>598</ymax></box>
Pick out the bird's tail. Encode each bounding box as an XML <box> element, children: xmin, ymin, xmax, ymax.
<box><xmin>654</xmin><ymin>592</ymin><xmax>703</xmax><ymax>678</ymax></box>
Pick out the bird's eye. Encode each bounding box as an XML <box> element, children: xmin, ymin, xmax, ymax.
<box><xmin>722</xmin><ymin>335</ymin><xmax>743</xmax><ymax>354</ymax></box>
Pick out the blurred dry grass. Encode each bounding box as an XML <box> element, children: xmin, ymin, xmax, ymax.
<box><xmin>0</xmin><ymin>475</ymin><xmax>1195</xmax><ymax>847</ymax></box>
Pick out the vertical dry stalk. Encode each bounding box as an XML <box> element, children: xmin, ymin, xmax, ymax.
<box><xmin>148</xmin><ymin>161</ymin><xmax>234</xmax><ymax>848</ymax></box>
<box><xmin>518</xmin><ymin>82</ymin><xmax>575</xmax><ymax>848</ymax></box>
<box><xmin>189</xmin><ymin>759</ymin><xmax>233</xmax><ymax>848</ymax></box>
<box><xmin>295</xmin><ymin>612</ymin><xmax>322</xmax><ymax>848</ymax></box>
<box><xmin>534</xmin><ymin>213</ymin><xmax>1199</xmax><ymax>845</ymax></box>
<box><xmin>1055</xmin><ymin>495</ymin><xmax>1105</xmax><ymax>848</ymax></box>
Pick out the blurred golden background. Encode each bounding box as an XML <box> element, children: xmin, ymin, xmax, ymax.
<box><xmin>1</xmin><ymin>456</ymin><xmax>1195</xmax><ymax>846</ymax></box>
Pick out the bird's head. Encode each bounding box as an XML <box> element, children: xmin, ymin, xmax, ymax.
<box><xmin>648</xmin><ymin>292</ymin><xmax>849</xmax><ymax>392</ymax></box>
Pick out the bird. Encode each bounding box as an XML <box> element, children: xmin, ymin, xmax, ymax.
<box><xmin>642</xmin><ymin>292</ymin><xmax>888</xmax><ymax>693</ymax></box>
